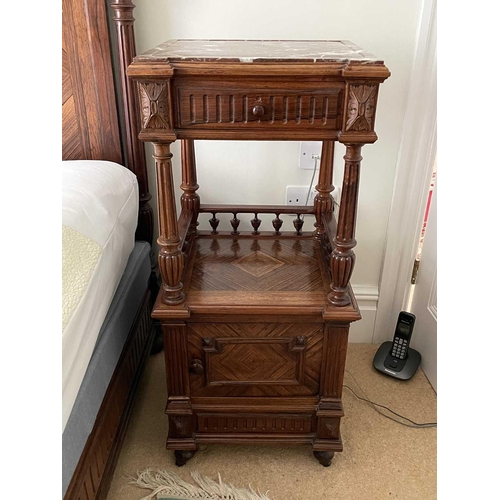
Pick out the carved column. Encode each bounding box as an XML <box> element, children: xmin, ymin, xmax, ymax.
<box><xmin>111</xmin><ymin>0</ymin><xmax>153</xmax><ymax>245</ymax></box>
<box><xmin>328</xmin><ymin>144</ymin><xmax>363</xmax><ymax>306</ymax></box>
<box><xmin>154</xmin><ymin>143</ymin><xmax>185</xmax><ymax>305</ymax></box>
<box><xmin>180</xmin><ymin>140</ymin><xmax>200</xmax><ymax>236</ymax></box>
<box><xmin>314</xmin><ymin>141</ymin><xmax>335</xmax><ymax>239</ymax></box>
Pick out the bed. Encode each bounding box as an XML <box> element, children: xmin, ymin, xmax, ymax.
<box><xmin>62</xmin><ymin>0</ymin><xmax>157</xmax><ymax>498</ymax></box>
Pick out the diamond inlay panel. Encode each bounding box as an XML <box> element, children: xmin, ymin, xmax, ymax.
<box><xmin>214</xmin><ymin>343</ymin><xmax>295</xmax><ymax>382</ymax></box>
<box><xmin>187</xmin><ymin>322</ymin><xmax>324</xmax><ymax>397</ymax></box>
<box><xmin>187</xmin><ymin>238</ymin><xmax>326</xmax><ymax>293</ymax></box>
<box><xmin>231</xmin><ymin>250</ymin><xmax>284</xmax><ymax>277</ymax></box>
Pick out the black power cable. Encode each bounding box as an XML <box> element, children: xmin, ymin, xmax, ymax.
<box><xmin>343</xmin><ymin>369</ymin><xmax>437</xmax><ymax>428</ymax></box>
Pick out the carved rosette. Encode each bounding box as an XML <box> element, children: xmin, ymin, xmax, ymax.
<box><xmin>345</xmin><ymin>84</ymin><xmax>378</xmax><ymax>132</ymax></box>
<box><xmin>139</xmin><ymin>82</ymin><xmax>170</xmax><ymax>130</ymax></box>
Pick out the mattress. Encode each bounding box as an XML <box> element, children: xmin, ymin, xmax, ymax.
<box><xmin>62</xmin><ymin>160</ymin><xmax>138</xmax><ymax>432</ymax></box>
<box><xmin>62</xmin><ymin>241</ymin><xmax>151</xmax><ymax>496</ymax></box>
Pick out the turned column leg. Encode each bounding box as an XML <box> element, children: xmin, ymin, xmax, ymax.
<box><xmin>153</xmin><ymin>142</ymin><xmax>185</xmax><ymax>305</ymax></box>
<box><xmin>328</xmin><ymin>144</ymin><xmax>363</xmax><ymax>306</ymax></box>
<box><xmin>314</xmin><ymin>141</ymin><xmax>335</xmax><ymax>239</ymax></box>
<box><xmin>180</xmin><ymin>139</ymin><xmax>200</xmax><ymax>237</ymax></box>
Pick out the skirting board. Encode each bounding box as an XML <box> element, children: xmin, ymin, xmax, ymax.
<box><xmin>350</xmin><ymin>285</ymin><xmax>378</xmax><ymax>343</ymax></box>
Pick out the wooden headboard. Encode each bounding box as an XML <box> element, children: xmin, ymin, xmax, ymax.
<box><xmin>62</xmin><ymin>0</ymin><xmax>153</xmax><ymax>244</ymax></box>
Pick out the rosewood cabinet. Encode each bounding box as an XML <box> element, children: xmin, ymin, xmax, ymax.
<box><xmin>127</xmin><ymin>39</ymin><xmax>390</xmax><ymax>467</ymax></box>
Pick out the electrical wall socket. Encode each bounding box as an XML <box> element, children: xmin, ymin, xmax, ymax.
<box><xmin>286</xmin><ymin>186</ymin><xmax>317</xmax><ymax>206</ymax></box>
<box><xmin>299</xmin><ymin>141</ymin><xmax>322</xmax><ymax>169</ymax></box>
<box><xmin>286</xmin><ymin>185</ymin><xmax>341</xmax><ymax>208</ymax></box>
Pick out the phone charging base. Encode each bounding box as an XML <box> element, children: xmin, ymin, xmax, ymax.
<box><xmin>373</xmin><ymin>341</ymin><xmax>421</xmax><ymax>381</ymax></box>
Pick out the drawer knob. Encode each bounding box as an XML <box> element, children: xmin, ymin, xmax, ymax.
<box><xmin>252</xmin><ymin>105</ymin><xmax>265</xmax><ymax>117</ymax></box>
<box><xmin>189</xmin><ymin>359</ymin><xmax>204</xmax><ymax>375</ymax></box>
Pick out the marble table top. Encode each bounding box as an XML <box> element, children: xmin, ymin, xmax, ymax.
<box><xmin>135</xmin><ymin>39</ymin><xmax>382</xmax><ymax>64</ymax></box>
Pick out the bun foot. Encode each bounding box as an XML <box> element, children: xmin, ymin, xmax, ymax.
<box><xmin>313</xmin><ymin>451</ymin><xmax>335</xmax><ymax>467</ymax></box>
<box><xmin>174</xmin><ymin>450</ymin><xmax>196</xmax><ymax>467</ymax></box>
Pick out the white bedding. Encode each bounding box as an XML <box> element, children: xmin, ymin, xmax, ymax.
<box><xmin>62</xmin><ymin>160</ymin><xmax>138</xmax><ymax>432</ymax></box>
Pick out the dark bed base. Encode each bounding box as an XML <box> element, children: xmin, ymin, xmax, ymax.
<box><xmin>64</xmin><ymin>290</ymin><xmax>154</xmax><ymax>500</ymax></box>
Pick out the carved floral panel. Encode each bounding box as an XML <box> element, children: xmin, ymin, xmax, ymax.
<box><xmin>345</xmin><ymin>84</ymin><xmax>378</xmax><ymax>132</ymax></box>
<box><xmin>139</xmin><ymin>82</ymin><xmax>170</xmax><ymax>129</ymax></box>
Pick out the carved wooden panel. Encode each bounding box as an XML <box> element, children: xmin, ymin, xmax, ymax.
<box><xmin>187</xmin><ymin>323</ymin><xmax>323</xmax><ymax>397</ymax></box>
<box><xmin>201</xmin><ymin>335</ymin><xmax>307</xmax><ymax>386</ymax></box>
<box><xmin>139</xmin><ymin>82</ymin><xmax>170</xmax><ymax>129</ymax></box>
<box><xmin>168</xmin><ymin>414</ymin><xmax>194</xmax><ymax>439</ymax></box>
<box><xmin>197</xmin><ymin>413</ymin><xmax>313</xmax><ymax>434</ymax></box>
<box><xmin>174</xmin><ymin>82</ymin><xmax>343</xmax><ymax>129</ymax></box>
<box><xmin>316</xmin><ymin>416</ymin><xmax>341</xmax><ymax>440</ymax></box>
<box><xmin>344</xmin><ymin>84</ymin><xmax>378</xmax><ymax>132</ymax></box>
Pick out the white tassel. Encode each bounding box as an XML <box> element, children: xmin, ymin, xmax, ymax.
<box><xmin>127</xmin><ymin>469</ymin><xmax>272</xmax><ymax>500</ymax></box>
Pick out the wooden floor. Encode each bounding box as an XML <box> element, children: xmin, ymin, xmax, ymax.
<box><xmin>107</xmin><ymin>344</ymin><xmax>437</xmax><ymax>500</ymax></box>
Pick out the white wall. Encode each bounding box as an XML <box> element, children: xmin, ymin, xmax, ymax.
<box><xmin>133</xmin><ymin>0</ymin><xmax>422</xmax><ymax>342</ymax></box>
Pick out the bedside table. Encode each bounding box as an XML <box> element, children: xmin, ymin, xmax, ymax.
<box><xmin>127</xmin><ymin>39</ymin><xmax>390</xmax><ymax>467</ymax></box>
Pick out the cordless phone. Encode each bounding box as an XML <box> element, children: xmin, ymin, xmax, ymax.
<box><xmin>373</xmin><ymin>311</ymin><xmax>420</xmax><ymax>380</ymax></box>
<box><xmin>390</xmin><ymin>311</ymin><xmax>416</xmax><ymax>360</ymax></box>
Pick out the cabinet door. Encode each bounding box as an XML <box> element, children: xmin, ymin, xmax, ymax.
<box><xmin>187</xmin><ymin>323</ymin><xmax>324</xmax><ymax>397</ymax></box>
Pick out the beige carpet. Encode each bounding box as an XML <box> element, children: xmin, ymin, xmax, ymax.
<box><xmin>107</xmin><ymin>344</ymin><xmax>437</xmax><ymax>500</ymax></box>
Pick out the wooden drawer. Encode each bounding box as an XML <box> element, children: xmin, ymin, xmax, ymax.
<box><xmin>173</xmin><ymin>80</ymin><xmax>344</xmax><ymax>129</ymax></box>
<box><xmin>187</xmin><ymin>322</ymin><xmax>324</xmax><ymax>398</ymax></box>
